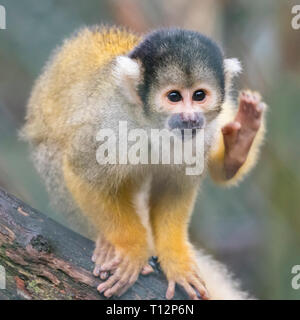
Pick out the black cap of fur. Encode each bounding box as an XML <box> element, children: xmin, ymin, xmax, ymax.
<box><xmin>129</xmin><ymin>28</ymin><xmax>225</xmax><ymax>108</ymax></box>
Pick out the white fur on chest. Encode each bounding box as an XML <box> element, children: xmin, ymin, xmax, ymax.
<box><xmin>133</xmin><ymin>175</ymin><xmax>155</xmax><ymax>254</ymax></box>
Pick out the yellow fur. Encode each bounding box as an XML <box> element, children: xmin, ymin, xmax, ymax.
<box><xmin>150</xmin><ymin>184</ymin><xmax>198</xmax><ymax>278</ymax></box>
<box><xmin>23</xmin><ymin>26</ymin><xmax>140</xmax><ymax>145</ymax></box>
<box><xmin>63</xmin><ymin>155</ymin><xmax>149</xmax><ymax>263</ymax></box>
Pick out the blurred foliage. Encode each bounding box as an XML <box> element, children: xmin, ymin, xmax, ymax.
<box><xmin>0</xmin><ymin>0</ymin><xmax>299</xmax><ymax>299</ymax></box>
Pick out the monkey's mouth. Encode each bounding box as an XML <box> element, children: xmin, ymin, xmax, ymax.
<box><xmin>167</xmin><ymin>112</ymin><xmax>206</xmax><ymax>141</ymax></box>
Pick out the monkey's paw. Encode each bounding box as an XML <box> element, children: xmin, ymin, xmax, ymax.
<box><xmin>162</xmin><ymin>258</ymin><xmax>210</xmax><ymax>300</ymax></box>
<box><xmin>222</xmin><ymin>90</ymin><xmax>266</xmax><ymax>179</ymax></box>
<box><xmin>96</xmin><ymin>250</ymin><xmax>147</xmax><ymax>298</ymax></box>
<box><xmin>92</xmin><ymin>236</ymin><xmax>153</xmax><ymax>282</ymax></box>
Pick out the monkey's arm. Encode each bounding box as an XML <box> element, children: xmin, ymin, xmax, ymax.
<box><xmin>62</xmin><ymin>157</ymin><xmax>151</xmax><ymax>298</ymax></box>
<box><xmin>209</xmin><ymin>91</ymin><xmax>266</xmax><ymax>185</ymax></box>
<box><xmin>149</xmin><ymin>178</ymin><xmax>210</xmax><ymax>300</ymax></box>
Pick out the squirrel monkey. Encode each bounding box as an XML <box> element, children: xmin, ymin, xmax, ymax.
<box><xmin>22</xmin><ymin>27</ymin><xmax>266</xmax><ymax>300</ymax></box>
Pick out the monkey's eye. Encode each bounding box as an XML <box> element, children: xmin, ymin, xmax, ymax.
<box><xmin>167</xmin><ymin>91</ymin><xmax>182</xmax><ymax>102</ymax></box>
<box><xmin>193</xmin><ymin>90</ymin><xmax>206</xmax><ymax>102</ymax></box>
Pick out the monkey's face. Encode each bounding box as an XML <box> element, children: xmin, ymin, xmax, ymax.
<box><xmin>124</xmin><ymin>29</ymin><xmax>241</xmax><ymax>137</ymax></box>
<box><xmin>150</xmin><ymin>77</ymin><xmax>223</xmax><ymax>136</ymax></box>
<box><xmin>143</xmin><ymin>64</ymin><xmax>225</xmax><ymax>139</ymax></box>
<box><xmin>127</xmin><ymin>29</ymin><xmax>228</xmax><ymax>137</ymax></box>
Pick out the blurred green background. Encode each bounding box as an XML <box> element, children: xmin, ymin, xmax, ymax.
<box><xmin>0</xmin><ymin>0</ymin><xmax>299</xmax><ymax>299</ymax></box>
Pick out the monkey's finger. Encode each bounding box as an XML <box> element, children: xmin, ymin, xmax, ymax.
<box><xmin>104</xmin><ymin>263</ymin><xmax>140</xmax><ymax>297</ymax></box>
<box><xmin>104</xmin><ymin>277</ymin><xmax>128</xmax><ymax>298</ymax></box>
<box><xmin>99</xmin><ymin>245</ymin><xmax>114</xmax><ymax>270</ymax></box>
<box><xmin>191</xmin><ymin>269</ymin><xmax>206</xmax><ymax>287</ymax></box>
<box><xmin>93</xmin><ymin>265</ymin><xmax>101</xmax><ymax>277</ymax></box>
<box><xmin>237</xmin><ymin>91</ymin><xmax>264</xmax><ymax>131</ymax></box>
<box><xmin>141</xmin><ymin>264</ymin><xmax>154</xmax><ymax>275</ymax></box>
<box><xmin>93</xmin><ymin>239</ymin><xmax>110</xmax><ymax>264</ymax></box>
<box><xmin>222</xmin><ymin>122</ymin><xmax>241</xmax><ymax>150</ymax></box>
<box><xmin>97</xmin><ymin>271</ymin><xmax>121</xmax><ymax>293</ymax></box>
<box><xmin>166</xmin><ymin>280</ymin><xmax>175</xmax><ymax>300</ymax></box>
<box><xmin>254</xmin><ymin>102</ymin><xmax>266</xmax><ymax>117</ymax></box>
<box><xmin>105</xmin><ymin>270</ymin><xmax>138</xmax><ymax>298</ymax></box>
<box><xmin>116</xmin><ymin>282</ymin><xmax>133</xmax><ymax>298</ymax></box>
<box><xmin>117</xmin><ymin>269</ymin><xmax>140</xmax><ymax>297</ymax></box>
<box><xmin>92</xmin><ymin>238</ymin><xmax>103</xmax><ymax>262</ymax></box>
<box><xmin>117</xmin><ymin>283</ymin><xmax>132</xmax><ymax>297</ymax></box>
<box><xmin>179</xmin><ymin>280</ymin><xmax>200</xmax><ymax>300</ymax></box>
<box><xmin>94</xmin><ymin>247</ymin><xmax>112</xmax><ymax>275</ymax></box>
<box><xmin>222</xmin><ymin>121</ymin><xmax>241</xmax><ymax>136</ymax></box>
<box><xmin>189</xmin><ymin>277</ymin><xmax>210</xmax><ymax>300</ymax></box>
<box><xmin>101</xmin><ymin>255</ymin><xmax>122</xmax><ymax>271</ymax></box>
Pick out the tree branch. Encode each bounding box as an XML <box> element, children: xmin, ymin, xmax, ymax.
<box><xmin>0</xmin><ymin>188</ymin><xmax>188</xmax><ymax>300</ymax></box>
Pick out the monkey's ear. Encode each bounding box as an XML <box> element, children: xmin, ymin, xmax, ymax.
<box><xmin>114</xmin><ymin>56</ymin><xmax>141</xmax><ymax>80</ymax></box>
<box><xmin>224</xmin><ymin>58</ymin><xmax>242</xmax><ymax>77</ymax></box>
<box><xmin>113</xmin><ymin>56</ymin><xmax>142</xmax><ymax>104</ymax></box>
<box><xmin>224</xmin><ymin>58</ymin><xmax>242</xmax><ymax>93</ymax></box>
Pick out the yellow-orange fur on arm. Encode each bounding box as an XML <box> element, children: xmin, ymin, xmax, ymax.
<box><xmin>62</xmin><ymin>155</ymin><xmax>150</xmax><ymax>263</ymax></box>
<box><xmin>150</xmin><ymin>188</ymin><xmax>198</xmax><ymax>278</ymax></box>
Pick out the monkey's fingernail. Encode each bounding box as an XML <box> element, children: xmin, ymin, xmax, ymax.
<box><xmin>166</xmin><ymin>292</ymin><xmax>173</xmax><ymax>300</ymax></box>
<box><xmin>93</xmin><ymin>266</ymin><xmax>100</xmax><ymax>276</ymax></box>
<box><xmin>97</xmin><ymin>284</ymin><xmax>105</xmax><ymax>293</ymax></box>
<box><xmin>104</xmin><ymin>290</ymin><xmax>112</xmax><ymax>297</ymax></box>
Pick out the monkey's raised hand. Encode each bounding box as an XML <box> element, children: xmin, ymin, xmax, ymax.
<box><xmin>222</xmin><ymin>90</ymin><xmax>266</xmax><ymax>180</ymax></box>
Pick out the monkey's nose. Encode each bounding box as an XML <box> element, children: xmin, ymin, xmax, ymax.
<box><xmin>168</xmin><ymin>112</ymin><xmax>205</xmax><ymax>131</ymax></box>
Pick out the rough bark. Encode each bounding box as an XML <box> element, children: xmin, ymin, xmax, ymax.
<box><xmin>0</xmin><ymin>188</ymin><xmax>188</xmax><ymax>300</ymax></box>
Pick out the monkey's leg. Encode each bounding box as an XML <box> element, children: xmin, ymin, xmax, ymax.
<box><xmin>209</xmin><ymin>90</ymin><xmax>266</xmax><ymax>184</ymax></box>
<box><xmin>150</xmin><ymin>183</ymin><xmax>209</xmax><ymax>300</ymax></box>
<box><xmin>63</xmin><ymin>161</ymin><xmax>151</xmax><ymax>297</ymax></box>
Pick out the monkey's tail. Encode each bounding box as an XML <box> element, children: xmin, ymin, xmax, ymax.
<box><xmin>195</xmin><ymin>249</ymin><xmax>252</xmax><ymax>300</ymax></box>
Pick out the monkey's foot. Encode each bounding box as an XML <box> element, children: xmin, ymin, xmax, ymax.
<box><xmin>96</xmin><ymin>250</ymin><xmax>147</xmax><ymax>298</ymax></box>
<box><xmin>92</xmin><ymin>236</ymin><xmax>153</xmax><ymax>281</ymax></box>
<box><xmin>222</xmin><ymin>90</ymin><xmax>266</xmax><ymax>179</ymax></box>
<box><xmin>161</xmin><ymin>257</ymin><xmax>209</xmax><ymax>300</ymax></box>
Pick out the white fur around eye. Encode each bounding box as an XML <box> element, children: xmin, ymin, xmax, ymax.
<box><xmin>114</xmin><ymin>56</ymin><xmax>140</xmax><ymax>80</ymax></box>
<box><xmin>224</xmin><ymin>58</ymin><xmax>242</xmax><ymax>76</ymax></box>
